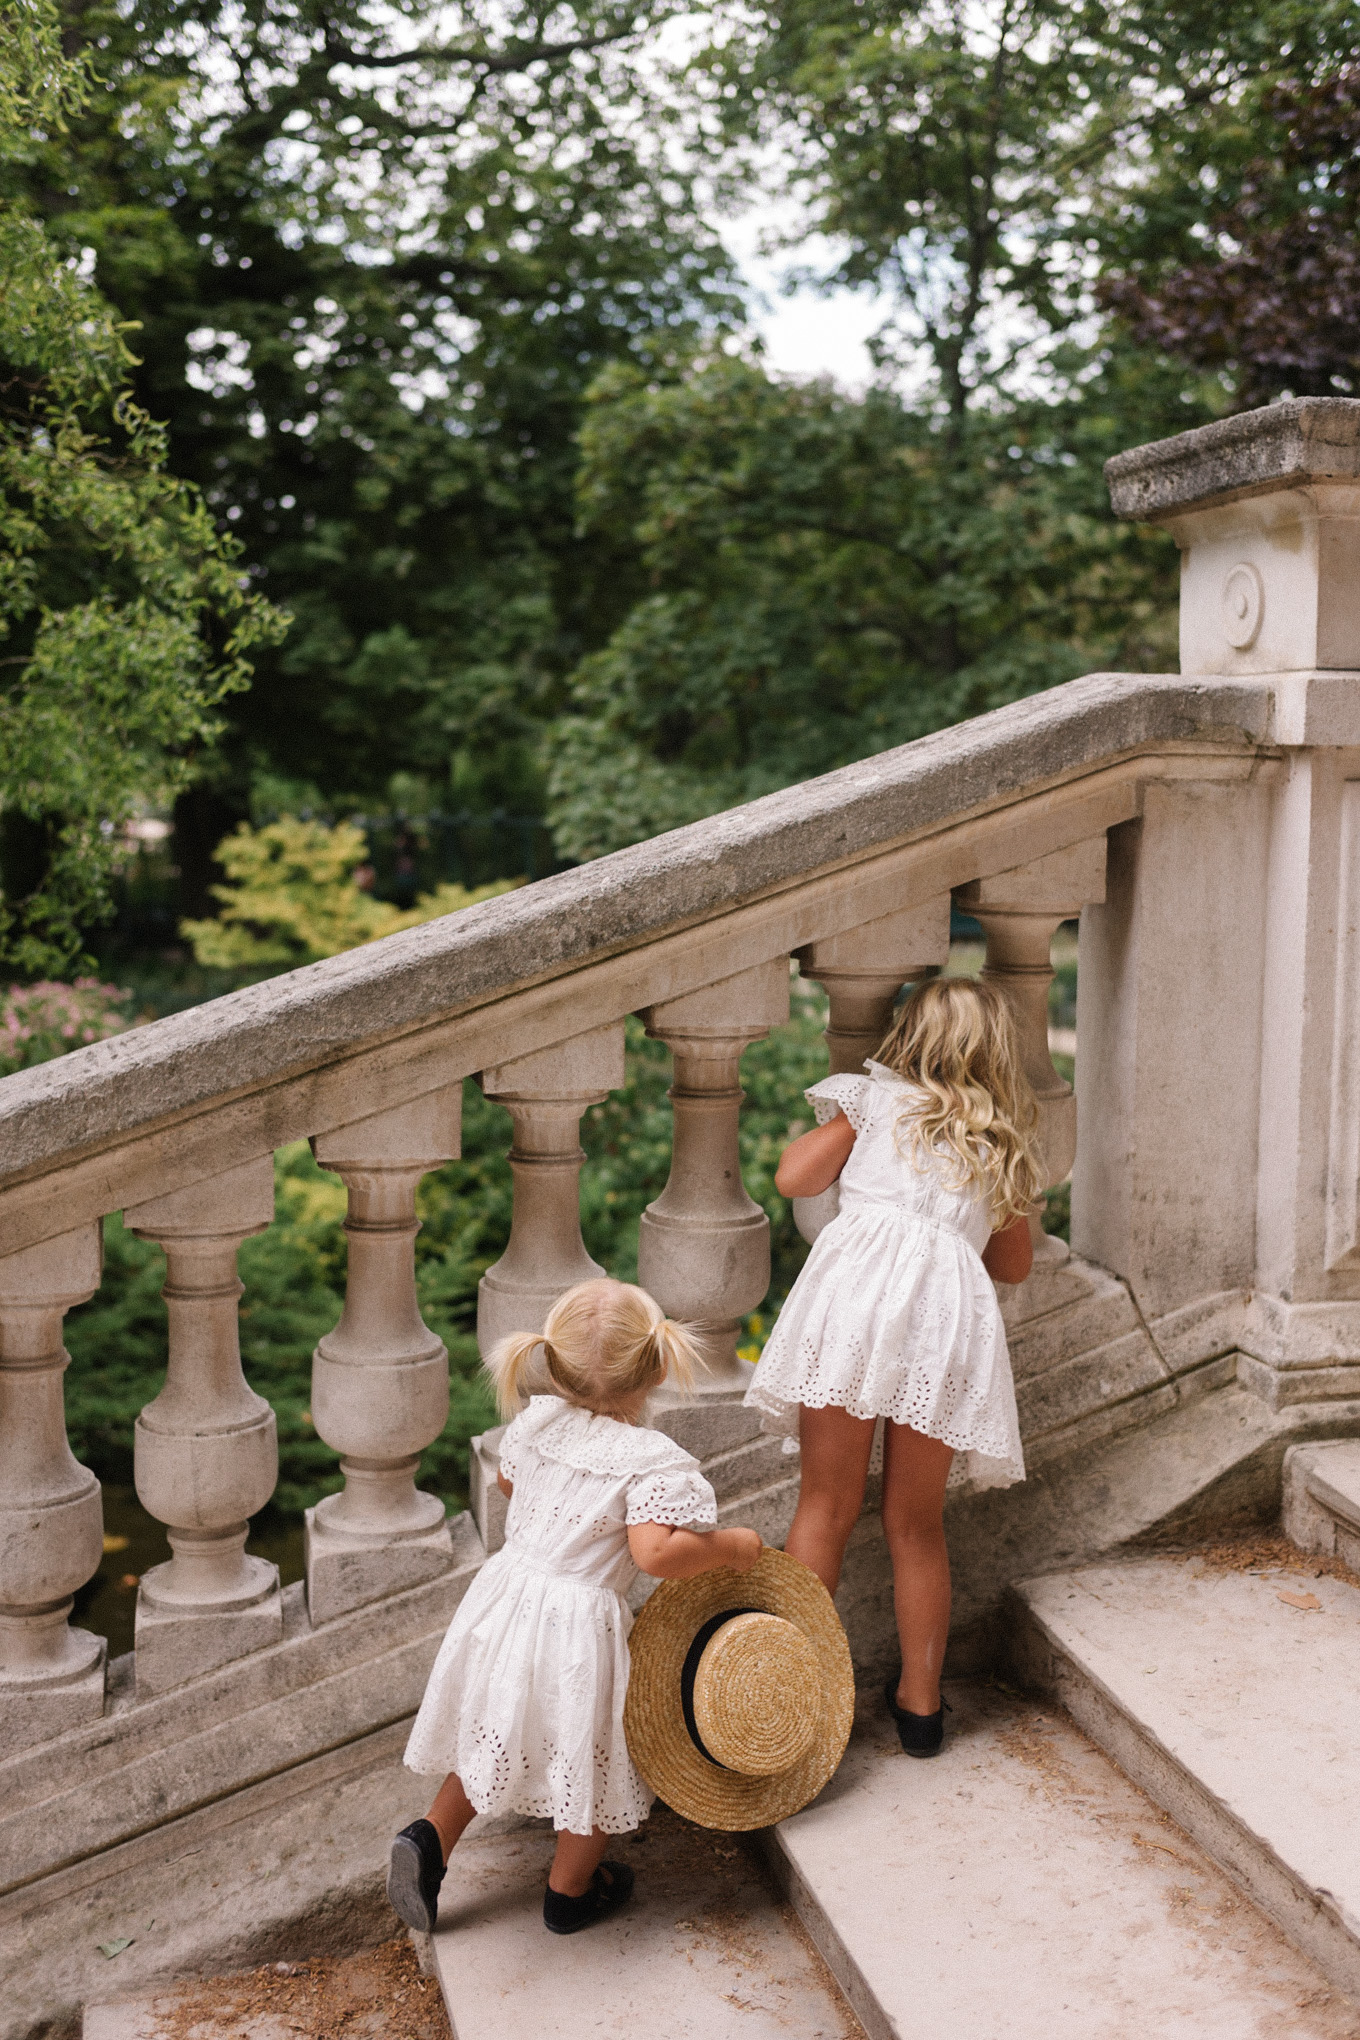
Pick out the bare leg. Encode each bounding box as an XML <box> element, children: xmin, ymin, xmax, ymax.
<box><xmin>426</xmin><ymin>1772</ymin><xmax>478</xmax><ymax>1862</ymax></box>
<box><xmin>881</xmin><ymin>1422</ymin><xmax>954</xmax><ymax>1714</ymax></box>
<box><xmin>784</xmin><ymin>1404</ymin><xmax>876</xmax><ymax>1595</ymax></box>
<box><xmin>548</xmin><ymin>1826</ymin><xmax>611</xmax><ymax>1896</ymax></box>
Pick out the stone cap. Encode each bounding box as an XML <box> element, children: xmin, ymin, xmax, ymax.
<box><xmin>1106</xmin><ymin>398</ymin><xmax>1360</xmax><ymax>521</ymax></box>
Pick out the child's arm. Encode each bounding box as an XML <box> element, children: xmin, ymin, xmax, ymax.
<box><xmin>628</xmin><ymin>1522</ymin><xmax>762</xmax><ymax>1579</ymax></box>
<box><xmin>774</xmin><ymin>1112</ymin><xmax>856</xmax><ymax>1198</ymax></box>
<box><xmin>982</xmin><ymin>1214</ymin><xmax>1033</xmax><ymax>1284</ymax></box>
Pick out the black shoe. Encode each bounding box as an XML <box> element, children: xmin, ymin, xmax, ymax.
<box><xmin>884</xmin><ymin>1675</ymin><xmax>951</xmax><ymax>1758</ymax></box>
<box><xmin>387</xmin><ymin>1818</ymin><xmax>447</xmax><ymax>1932</ymax></box>
<box><xmin>543</xmin><ymin>1860</ymin><xmax>635</xmax><ymax>1935</ymax></box>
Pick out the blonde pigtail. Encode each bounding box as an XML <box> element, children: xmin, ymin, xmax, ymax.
<box><xmin>485</xmin><ymin>1329</ymin><xmax>547</xmax><ymax>1419</ymax></box>
<box><xmin>648</xmin><ymin>1316</ymin><xmax>700</xmax><ymax>1396</ymax></box>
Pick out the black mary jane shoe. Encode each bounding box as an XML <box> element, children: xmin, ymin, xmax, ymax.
<box><xmin>884</xmin><ymin>1675</ymin><xmax>951</xmax><ymax>1759</ymax></box>
<box><xmin>387</xmin><ymin>1818</ymin><xmax>447</xmax><ymax>1932</ymax></box>
<box><xmin>543</xmin><ymin>1860</ymin><xmax>636</xmax><ymax>1936</ymax></box>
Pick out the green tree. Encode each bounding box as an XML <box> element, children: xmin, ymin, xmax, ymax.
<box><xmin>10</xmin><ymin>0</ymin><xmax>739</xmax><ymax>909</ymax></box>
<box><xmin>545</xmin><ymin>0</ymin><xmax>1360</xmax><ymax>856</ymax></box>
<box><xmin>0</xmin><ymin>0</ymin><xmax>285</xmax><ymax>973</ymax></box>
<box><xmin>1100</xmin><ymin>63</ymin><xmax>1360</xmax><ymax>405</ymax></box>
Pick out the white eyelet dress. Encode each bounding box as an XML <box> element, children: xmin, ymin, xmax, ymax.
<box><xmin>745</xmin><ymin>1063</ymin><xmax>1025</xmax><ymax>1490</ymax></box>
<box><xmin>403</xmin><ymin>1396</ymin><xmax>717</xmax><ymax>1833</ymax></box>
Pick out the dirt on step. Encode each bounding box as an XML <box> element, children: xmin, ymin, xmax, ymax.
<box><xmin>1164</xmin><ymin>1530</ymin><xmax>1360</xmax><ymax>1587</ymax></box>
<box><xmin>142</xmin><ymin>1933</ymin><xmax>450</xmax><ymax>2040</ymax></box>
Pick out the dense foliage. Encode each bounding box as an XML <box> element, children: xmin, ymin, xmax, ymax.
<box><xmin>181</xmin><ymin>816</ymin><xmax>516</xmax><ymax>966</ymax></box>
<box><xmin>0</xmin><ymin>0</ymin><xmax>285</xmax><ymax>971</ymax></box>
<box><xmin>4</xmin><ymin>0</ymin><xmax>738</xmax><ymax>910</ymax></box>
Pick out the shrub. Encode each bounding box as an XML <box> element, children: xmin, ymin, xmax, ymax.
<box><xmin>181</xmin><ymin>816</ymin><xmax>517</xmax><ymax>968</ymax></box>
<box><xmin>0</xmin><ymin>977</ymin><xmax>130</xmax><ymax>1075</ymax></box>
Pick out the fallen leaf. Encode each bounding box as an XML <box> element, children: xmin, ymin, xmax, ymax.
<box><xmin>98</xmin><ymin>1938</ymin><xmax>133</xmax><ymax>1959</ymax></box>
<box><xmin>102</xmin><ymin>1534</ymin><xmax>130</xmax><ymax>1554</ymax></box>
<box><xmin>1278</xmin><ymin>1589</ymin><xmax>1322</xmax><ymax>1611</ymax></box>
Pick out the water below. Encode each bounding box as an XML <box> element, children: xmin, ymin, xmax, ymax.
<box><xmin>72</xmin><ymin>1486</ymin><xmax>307</xmax><ymax>1661</ymax></box>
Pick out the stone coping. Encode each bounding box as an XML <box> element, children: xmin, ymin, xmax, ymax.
<box><xmin>0</xmin><ymin>670</ymin><xmax>1266</xmax><ymax>1190</ymax></box>
<box><xmin>1105</xmin><ymin>397</ymin><xmax>1360</xmax><ymax>520</ymax></box>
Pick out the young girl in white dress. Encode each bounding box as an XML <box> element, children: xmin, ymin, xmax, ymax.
<box><xmin>389</xmin><ymin>1277</ymin><xmax>762</xmax><ymax>1936</ymax></box>
<box><xmin>746</xmin><ymin>976</ymin><xmax>1041</xmax><ymax>1757</ymax></box>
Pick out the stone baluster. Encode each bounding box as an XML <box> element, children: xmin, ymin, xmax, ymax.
<box><xmin>798</xmin><ymin>896</ymin><xmax>952</xmax><ymax>1075</ymax></box>
<box><xmin>955</xmin><ymin>838</ymin><xmax>1107</xmax><ymax>1263</ymax></box>
<box><xmin>127</xmin><ymin>1159</ymin><xmax>282</xmax><ymax>1694</ymax></box>
<box><xmin>477</xmin><ymin>1025</ymin><xmax>627</xmax><ymax>1360</ymax></box>
<box><xmin>0</xmin><ymin>1225</ymin><xmax>105</xmax><ymax>1752</ymax></box>
<box><xmin>638</xmin><ymin>960</ymin><xmax>790</xmax><ymax>1390</ymax></box>
<box><xmin>306</xmin><ymin>1088</ymin><xmax>462</xmax><ymax>1624</ymax></box>
<box><xmin>795</xmin><ymin>899</ymin><xmax>952</xmax><ymax>1242</ymax></box>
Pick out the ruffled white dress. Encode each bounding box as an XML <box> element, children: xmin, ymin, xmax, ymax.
<box><xmin>745</xmin><ymin>1062</ymin><xmax>1025</xmax><ymax>1490</ymax></box>
<box><xmin>403</xmin><ymin>1396</ymin><xmax>717</xmax><ymax>1833</ymax></box>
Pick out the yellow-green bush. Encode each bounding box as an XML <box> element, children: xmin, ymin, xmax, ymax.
<box><xmin>181</xmin><ymin>816</ymin><xmax>516</xmax><ymax>969</ymax></box>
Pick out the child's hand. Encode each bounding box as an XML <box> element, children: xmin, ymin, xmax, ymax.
<box><xmin>724</xmin><ymin>1526</ymin><xmax>763</xmax><ymax>1572</ymax></box>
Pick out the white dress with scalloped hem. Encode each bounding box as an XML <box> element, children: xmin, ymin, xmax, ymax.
<box><xmin>745</xmin><ymin>1062</ymin><xmax>1025</xmax><ymax>1491</ymax></box>
<box><xmin>403</xmin><ymin>1395</ymin><xmax>717</xmax><ymax>1833</ymax></box>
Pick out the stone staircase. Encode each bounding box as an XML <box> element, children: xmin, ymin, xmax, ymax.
<box><xmin>1010</xmin><ymin>1443</ymin><xmax>1360</xmax><ymax>2009</ymax></box>
<box><xmin>80</xmin><ymin>1443</ymin><xmax>1360</xmax><ymax>2040</ymax></box>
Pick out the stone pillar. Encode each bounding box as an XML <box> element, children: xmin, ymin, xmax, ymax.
<box><xmin>638</xmin><ymin>960</ymin><xmax>789</xmax><ymax>1390</ymax></box>
<box><xmin>1094</xmin><ymin>396</ymin><xmax>1360</xmax><ymax>1371</ymax></box>
<box><xmin>127</xmin><ymin>1158</ymin><xmax>281</xmax><ymax>1694</ymax></box>
<box><xmin>956</xmin><ymin>840</ymin><xmax>1107</xmax><ymax>1258</ymax></box>
<box><xmin>794</xmin><ymin>897</ymin><xmax>952</xmax><ymax>1240</ymax></box>
<box><xmin>477</xmin><ymin>1024</ymin><xmax>627</xmax><ymax>1357</ymax></box>
<box><xmin>798</xmin><ymin>896</ymin><xmax>952</xmax><ymax>1076</ymax></box>
<box><xmin>0</xmin><ymin>1225</ymin><xmax>104</xmax><ymax>1753</ymax></box>
<box><xmin>306</xmin><ymin>1088</ymin><xmax>461</xmax><ymax>1624</ymax></box>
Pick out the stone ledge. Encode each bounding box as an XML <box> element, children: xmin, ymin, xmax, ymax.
<box><xmin>0</xmin><ymin>672</ymin><xmax>1269</xmax><ymax>1199</ymax></box>
<box><xmin>0</xmin><ymin>1513</ymin><xmax>483</xmax><ymax>1895</ymax></box>
<box><xmin>1106</xmin><ymin>397</ymin><xmax>1360</xmax><ymax>521</ymax></box>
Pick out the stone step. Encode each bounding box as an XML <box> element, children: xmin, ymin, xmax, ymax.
<box><xmin>703</xmin><ymin>1429</ymin><xmax>793</xmax><ymax>1505</ymax></box>
<box><xmin>1284</xmin><ymin>1440</ymin><xmax>1360</xmax><ymax>1567</ymax></box>
<box><xmin>769</xmin><ymin>1681</ymin><xmax>1360</xmax><ymax>2040</ymax></box>
<box><xmin>425</xmin><ymin>1803</ymin><xmax>863</xmax><ymax>2040</ymax></box>
<box><xmin>1011</xmin><ymin>1555</ymin><xmax>1360</xmax><ymax>2004</ymax></box>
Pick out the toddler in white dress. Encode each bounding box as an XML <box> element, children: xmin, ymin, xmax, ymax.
<box><xmin>746</xmin><ymin>976</ymin><xmax>1042</xmax><ymax>1756</ymax></box>
<box><xmin>388</xmin><ymin>1277</ymin><xmax>762</xmax><ymax>1937</ymax></box>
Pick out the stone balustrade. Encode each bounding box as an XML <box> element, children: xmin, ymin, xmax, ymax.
<box><xmin>4</xmin><ymin>398</ymin><xmax>1360</xmax><ymax>1905</ymax></box>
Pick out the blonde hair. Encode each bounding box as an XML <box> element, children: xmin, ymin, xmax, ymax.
<box><xmin>873</xmin><ymin>977</ymin><xmax>1044</xmax><ymax>1227</ymax></box>
<box><xmin>486</xmin><ymin>1276</ymin><xmax>699</xmax><ymax>1421</ymax></box>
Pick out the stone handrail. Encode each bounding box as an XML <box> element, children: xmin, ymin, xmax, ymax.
<box><xmin>4</xmin><ymin>395</ymin><xmax>1360</xmax><ymax>1801</ymax></box>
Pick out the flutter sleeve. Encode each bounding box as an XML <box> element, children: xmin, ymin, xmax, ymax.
<box><xmin>496</xmin><ymin>1399</ymin><xmax>548</xmax><ymax>1485</ymax></box>
<box><xmin>804</xmin><ymin>1073</ymin><xmax>872</xmax><ymax>1132</ymax></box>
<box><xmin>625</xmin><ymin>1449</ymin><xmax>719</xmax><ymax>1530</ymax></box>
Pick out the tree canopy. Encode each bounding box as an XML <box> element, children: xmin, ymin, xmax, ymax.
<box><xmin>0</xmin><ymin>0</ymin><xmax>284</xmax><ymax>973</ymax></box>
<box><xmin>3</xmin><ymin>0</ymin><xmax>1357</xmax><ymax>941</ymax></box>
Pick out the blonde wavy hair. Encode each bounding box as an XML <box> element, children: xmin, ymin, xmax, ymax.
<box><xmin>873</xmin><ymin>977</ymin><xmax>1043</xmax><ymax>1227</ymax></box>
<box><xmin>486</xmin><ymin>1276</ymin><xmax>699</xmax><ymax>1421</ymax></box>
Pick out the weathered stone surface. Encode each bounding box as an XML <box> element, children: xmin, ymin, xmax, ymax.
<box><xmin>1283</xmin><ymin>1440</ymin><xmax>1360</xmax><ymax>1569</ymax></box>
<box><xmin>0</xmin><ymin>1516</ymin><xmax>482</xmax><ymax>1896</ymax></box>
<box><xmin>1</xmin><ymin>1720</ymin><xmax>427</xmax><ymax>2040</ymax></box>
<box><xmin>1012</xmin><ymin>1555</ymin><xmax>1360</xmax><ymax>2002</ymax></box>
<box><xmin>0</xmin><ymin>671</ymin><xmax>1268</xmax><ymax>1233</ymax></box>
<box><xmin>1106</xmin><ymin>397</ymin><xmax>1360</xmax><ymax>519</ymax></box>
<box><xmin>428</xmin><ymin>1805</ymin><xmax>860</xmax><ymax>2040</ymax></box>
<box><xmin>770</xmin><ymin>1684</ymin><xmax>1360</xmax><ymax>2040</ymax></box>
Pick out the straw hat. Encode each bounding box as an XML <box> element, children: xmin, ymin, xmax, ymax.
<box><xmin>624</xmin><ymin>1548</ymin><xmax>855</xmax><ymax>1831</ymax></box>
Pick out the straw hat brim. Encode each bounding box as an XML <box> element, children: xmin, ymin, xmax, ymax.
<box><xmin>624</xmin><ymin>1548</ymin><xmax>855</xmax><ymax>1832</ymax></box>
